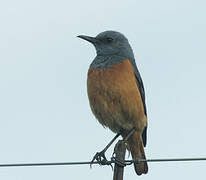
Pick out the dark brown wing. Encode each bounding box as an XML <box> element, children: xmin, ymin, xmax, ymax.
<box><xmin>130</xmin><ymin>59</ymin><xmax>147</xmax><ymax>147</ymax></box>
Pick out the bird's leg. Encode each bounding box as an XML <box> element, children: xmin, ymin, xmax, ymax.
<box><xmin>123</xmin><ymin>127</ymin><xmax>136</xmax><ymax>141</ymax></box>
<box><xmin>90</xmin><ymin>133</ymin><xmax>121</xmax><ymax>167</ymax></box>
<box><xmin>112</xmin><ymin>128</ymin><xmax>135</xmax><ymax>165</ymax></box>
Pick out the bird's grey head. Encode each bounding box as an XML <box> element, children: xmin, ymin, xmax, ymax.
<box><xmin>78</xmin><ymin>31</ymin><xmax>134</xmax><ymax>60</ymax></box>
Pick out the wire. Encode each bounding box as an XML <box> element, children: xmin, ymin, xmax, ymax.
<box><xmin>0</xmin><ymin>157</ymin><xmax>206</xmax><ymax>167</ymax></box>
<box><xmin>136</xmin><ymin>157</ymin><xmax>206</xmax><ymax>163</ymax></box>
<box><xmin>0</xmin><ymin>161</ymin><xmax>97</xmax><ymax>167</ymax></box>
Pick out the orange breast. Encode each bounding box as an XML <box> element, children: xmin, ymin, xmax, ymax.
<box><xmin>87</xmin><ymin>59</ymin><xmax>147</xmax><ymax>133</ymax></box>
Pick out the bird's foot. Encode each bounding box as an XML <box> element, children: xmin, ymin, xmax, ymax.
<box><xmin>111</xmin><ymin>152</ymin><xmax>126</xmax><ymax>167</ymax></box>
<box><xmin>111</xmin><ymin>140</ymin><xmax>127</xmax><ymax>167</ymax></box>
<box><xmin>90</xmin><ymin>150</ymin><xmax>112</xmax><ymax>168</ymax></box>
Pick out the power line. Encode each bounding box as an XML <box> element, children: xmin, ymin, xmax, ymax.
<box><xmin>0</xmin><ymin>157</ymin><xmax>206</xmax><ymax>167</ymax></box>
<box><xmin>136</xmin><ymin>157</ymin><xmax>206</xmax><ymax>163</ymax></box>
<box><xmin>0</xmin><ymin>161</ymin><xmax>97</xmax><ymax>167</ymax></box>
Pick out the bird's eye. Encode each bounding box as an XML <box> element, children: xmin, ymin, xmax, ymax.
<box><xmin>106</xmin><ymin>37</ymin><xmax>113</xmax><ymax>42</ymax></box>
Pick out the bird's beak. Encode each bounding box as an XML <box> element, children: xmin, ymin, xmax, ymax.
<box><xmin>77</xmin><ymin>35</ymin><xmax>98</xmax><ymax>44</ymax></box>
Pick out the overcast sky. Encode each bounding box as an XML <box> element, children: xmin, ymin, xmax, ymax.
<box><xmin>0</xmin><ymin>0</ymin><xmax>206</xmax><ymax>179</ymax></box>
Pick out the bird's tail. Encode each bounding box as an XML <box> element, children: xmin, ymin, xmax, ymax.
<box><xmin>127</xmin><ymin>131</ymin><xmax>148</xmax><ymax>175</ymax></box>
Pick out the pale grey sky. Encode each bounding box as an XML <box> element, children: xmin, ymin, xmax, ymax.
<box><xmin>0</xmin><ymin>0</ymin><xmax>206</xmax><ymax>179</ymax></box>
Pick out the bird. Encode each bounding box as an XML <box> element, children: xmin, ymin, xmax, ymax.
<box><xmin>78</xmin><ymin>31</ymin><xmax>148</xmax><ymax>175</ymax></box>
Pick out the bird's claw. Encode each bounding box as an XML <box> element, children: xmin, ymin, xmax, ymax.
<box><xmin>90</xmin><ymin>151</ymin><xmax>112</xmax><ymax>169</ymax></box>
<box><xmin>111</xmin><ymin>148</ymin><xmax>126</xmax><ymax>167</ymax></box>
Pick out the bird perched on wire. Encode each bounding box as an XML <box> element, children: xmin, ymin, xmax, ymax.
<box><xmin>78</xmin><ymin>31</ymin><xmax>148</xmax><ymax>175</ymax></box>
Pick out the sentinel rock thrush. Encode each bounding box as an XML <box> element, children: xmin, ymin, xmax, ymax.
<box><xmin>78</xmin><ymin>31</ymin><xmax>148</xmax><ymax>175</ymax></box>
